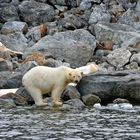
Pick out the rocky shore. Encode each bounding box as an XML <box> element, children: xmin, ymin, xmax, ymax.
<box><xmin>0</xmin><ymin>0</ymin><xmax>140</xmax><ymax>109</ymax></box>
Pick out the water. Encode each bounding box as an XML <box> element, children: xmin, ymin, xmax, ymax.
<box><xmin>0</xmin><ymin>106</ymin><xmax>140</xmax><ymax>140</ymax></box>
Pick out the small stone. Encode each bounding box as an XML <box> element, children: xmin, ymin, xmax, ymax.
<box><xmin>64</xmin><ymin>98</ymin><xmax>85</xmax><ymax>109</ymax></box>
<box><xmin>113</xmin><ymin>98</ymin><xmax>130</xmax><ymax>104</ymax></box>
<box><xmin>82</xmin><ymin>94</ymin><xmax>101</xmax><ymax>106</ymax></box>
<box><xmin>0</xmin><ymin>98</ymin><xmax>16</xmax><ymax>108</ymax></box>
<box><xmin>93</xmin><ymin>103</ymin><xmax>101</xmax><ymax>109</ymax></box>
<box><xmin>62</xmin><ymin>85</ymin><xmax>80</xmax><ymax>101</ymax></box>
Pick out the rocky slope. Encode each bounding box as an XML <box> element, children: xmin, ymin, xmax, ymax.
<box><xmin>0</xmin><ymin>0</ymin><xmax>140</xmax><ymax>106</ymax></box>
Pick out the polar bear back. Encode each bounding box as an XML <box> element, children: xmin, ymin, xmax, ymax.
<box><xmin>22</xmin><ymin>66</ymin><xmax>68</xmax><ymax>93</ymax></box>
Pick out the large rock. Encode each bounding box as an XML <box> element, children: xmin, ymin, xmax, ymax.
<box><xmin>0</xmin><ymin>71</ymin><xmax>23</xmax><ymax>88</ymax></box>
<box><xmin>1</xmin><ymin>21</ymin><xmax>28</xmax><ymax>35</ymax></box>
<box><xmin>26</xmin><ymin>24</ymin><xmax>47</xmax><ymax>47</ymax></box>
<box><xmin>118</xmin><ymin>9</ymin><xmax>139</xmax><ymax>27</ymax></box>
<box><xmin>77</xmin><ymin>70</ymin><xmax>140</xmax><ymax>104</ymax></box>
<box><xmin>0</xmin><ymin>58</ymin><xmax>13</xmax><ymax>71</ymax></box>
<box><xmin>0</xmin><ymin>92</ymin><xmax>27</xmax><ymax>106</ymax></box>
<box><xmin>94</xmin><ymin>22</ymin><xmax>140</xmax><ymax>45</ymax></box>
<box><xmin>27</xmin><ymin>29</ymin><xmax>96</xmax><ymax>67</ymax></box>
<box><xmin>0</xmin><ymin>4</ymin><xmax>19</xmax><ymax>22</ymax></box>
<box><xmin>18</xmin><ymin>0</ymin><xmax>55</xmax><ymax>26</ymax></box>
<box><xmin>88</xmin><ymin>4</ymin><xmax>110</xmax><ymax>25</ymax></box>
<box><xmin>107</xmin><ymin>48</ymin><xmax>131</xmax><ymax>69</ymax></box>
<box><xmin>0</xmin><ymin>32</ymin><xmax>27</xmax><ymax>52</ymax></box>
<box><xmin>48</xmin><ymin>0</ymin><xmax>78</xmax><ymax>7</ymax></box>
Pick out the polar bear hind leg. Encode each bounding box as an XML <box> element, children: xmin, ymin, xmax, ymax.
<box><xmin>27</xmin><ymin>87</ymin><xmax>47</xmax><ymax>106</ymax></box>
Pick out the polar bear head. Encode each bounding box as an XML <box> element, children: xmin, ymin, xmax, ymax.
<box><xmin>67</xmin><ymin>69</ymin><xmax>83</xmax><ymax>84</ymax></box>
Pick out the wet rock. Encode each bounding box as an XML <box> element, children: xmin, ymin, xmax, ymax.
<box><xmin>16</xmin><ymin>87</ymin><xmax>34</xmax><ymax>104</ymax></box>
<box><xmin>0</xmin><ymin>92</ymin><xmax>27</xmax><ymax>106</ymax></box>
<box><xmin>113</xmin><ymin>98</ymin><xmax>130</xmax><ymax>104</ymax></box>
<box><xmin>130</xmin><ymin>53</ymin><xmax>140</xmax><ymax>65</ymax></box>
<box><xmin>107</xmin><ymin>48</ymin><xmax>131</xmax><ymax>69</ymax></box>
<box><xmin>94</xmin><ymin>22</ymin><xmax>140</xmax><ymax>45</ymax></box>
<box><xmin>0</xmin><ymin>71</ymin><xmax>23</xmax><ymax>88</ymax></box>
<box><xmin>0</xmin><ymin>4</ymin><xmax>19</xmax><ymax>22</ymax></box>
<box><xmin>62</xmin><ymin>85</ymin><xmax>81</xmax><ymax>101</ymax></box>
<box><xmin>0</xmin><ymin>58</ymin><xmax>13</xmax><ymax>71</ymax></box>
<box><xmin>77</xmin><ymin>70</ymin><xmax>140</xmax><ymax>104</ymax></box>
<box><xmin>88</xmin><ymin>4</ymin><xmax>111</xmax><ymax>24</ymax></box>
<box><xmin>45</xmin><ymin>58</ymin><xmax>70</xmax><ymax>67</ymax></box>
<box><xmin>27</xmin><ymin>29</ymin><xmax>96</xmax><ymax>67</ymax></box>
<box><xmin>64</xmin><ymin>98</ymin><xmax>85</xmax><ymax>109</ymax></box>
<box><xmin>0</xmin><ymin>32</ymin><xmax>27</xmax><ymax>52</ymax></box>
<box><xmin>18</xmin><ymin>0</ymin><xmax>55</xmax><ymax>26</ymax></box>
<box><xmin>0</xmin><ymin>98</ymin><xmax>16</xmax><ymax>108</ymax></box>
<box><xmin>26</xmin><ymin>24</ymin><xmax>47</xmax><ymax>47</ymax></box>
<box><xmin>1</xmin><ymin>21</ymin><xmax>28</xmax><ymax>35</ymax></box>
<box><xmin>16</xmin><ymin>61</ymin><xmax>37</xmax><ymax>75</ymax></box>
<box><xmin>82</xmin><ymin>94</ymin><xmax>101</xmax><ymax>106</ymax></box>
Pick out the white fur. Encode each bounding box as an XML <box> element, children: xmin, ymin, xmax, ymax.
<box><xmin>22</xmin><ymin>66</ymin><xmax>82</xmax><ymax>106</ymax></box>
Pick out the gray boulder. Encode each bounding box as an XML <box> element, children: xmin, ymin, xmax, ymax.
<box><xmin>27</xmin><ymin>29</ymin><xmax>96</xmax><ymax>67</ymax></box>
<box><xmin>121</xmin><ymin>37</ymin><xmax>140</xmax><ymax>48</ymax></box>
<box><xmin>0</xmin><ymin>4</ymin><xmax>19</xmax><ymax>22</ymax></box>
<box><xmin>107</xmin><ymin>48</ymin><xmax>131</xmax><ymax>69</ymax></box>
<box><xmin>118</xmin><ymin>9</ymin><xmax>139</xmax><ymax>27</ymax></box>
<box><xmin>77</xmin><ymin>70</ymin><xmax>140</xmax><ymax>104</ymax></box>
<box><xmin>18</xmin><ymin>0</ymin><xmax>55</xmax><ymax>26</ymax></box>
<box><xmin>94</xmin><ymin>22</ymin><xmax>140</xmax><ymax>45</ymax></box>
<box><xmin>0</xmin><ymin>32</ymin><xmax>27</xmax><ymax>52</ymax></box>
<box><xmin>48</xmin><ymin>0</ymin><xmax>77</xmax><ymax>7</ymax></box>
<box><xmin>88</xmin><ymin>4</ymin><xmax>110</xmax><ymax>24</ymax></box>
<box><xmin>0</xmin><ymin>99</ymin><xmax>16</xmax><ymax>109</ymax></box>
<box><xmin>26</xmin><ymin>24</ymin><xmax>47</xmax><ymax>47</ymax></box>
<box><xmin>0</xmin><ymin>71</ymin><xmax>23</xmax><ymax>88</ymax></box>
<box><xmin>1</xmin><ymin>21</ymin><xmax>28</xmax><ymax>35</ymax></box>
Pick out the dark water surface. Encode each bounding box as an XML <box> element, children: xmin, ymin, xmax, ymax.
<box><xmin>0</xmin><ymin>106</ymin><xmax>140</xmax><ymax>140</ymax></box>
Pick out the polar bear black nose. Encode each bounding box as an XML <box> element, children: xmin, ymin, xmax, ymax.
<box><xmin>75</xmin><ymin>80</ymin><xmax>78</xmax><ymax>83</ymax></box>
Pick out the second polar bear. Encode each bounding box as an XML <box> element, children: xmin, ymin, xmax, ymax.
<box><xmin>22</xmin><ymin>66</ymin><xmax>83</xmax><ymax>106</ymax></box>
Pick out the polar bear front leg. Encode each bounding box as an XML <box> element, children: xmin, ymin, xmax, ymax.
<box><xmin>51</xmin><ymin>88</ymin><xmax>63</xmax><ymax>106</ymax></box>
<box><xmin>27</xmin><ymin>87</ymin><xmax>48</xmax><ymax>106</ymax></box>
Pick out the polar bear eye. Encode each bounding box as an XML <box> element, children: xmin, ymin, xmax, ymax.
<box><xmin>73</xmin><ymin>76</ymin><xmax>76</xmax><ymax>78</ymax></box>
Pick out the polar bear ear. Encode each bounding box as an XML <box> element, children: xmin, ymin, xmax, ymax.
<box><xmin>81</xmin><ymin>71</ymin><xmax>84</xmax><ymax>76</ymax></box>
<box><xmin>69</xmin><ymin>73</ymin><xmax>72</xmax><ymax>76</ymax></box>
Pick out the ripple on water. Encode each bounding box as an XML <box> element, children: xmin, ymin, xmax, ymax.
<box><xmin>0</xmin><ymin>106</ymin><xmax>140</xmax><ymax>139</ymax></box>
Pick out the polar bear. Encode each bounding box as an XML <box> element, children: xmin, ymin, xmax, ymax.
<box><xmin>22</xmin><ymin>66</ymin><xmax>83</xmax><ymax>106</ymax></box>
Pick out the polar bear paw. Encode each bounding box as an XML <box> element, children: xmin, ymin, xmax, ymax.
<box><xmin>53</xmin><ymin>101</ymin><xmax>63</xmax><ymax>106</ymax></box>
<box><xmin>35</xmin><ymin>102</ymin><xmax>48</xmax><ymax>107</ymax></box>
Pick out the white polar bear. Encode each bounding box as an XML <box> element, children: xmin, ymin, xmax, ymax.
<box><xmin>22</xmin><ymin>66</ymin><xmax>83</xmax><ymax>106</ymax></box>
